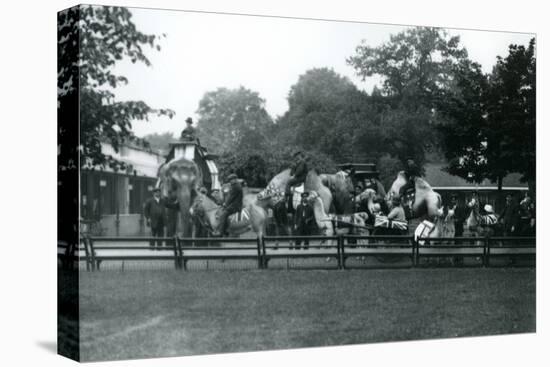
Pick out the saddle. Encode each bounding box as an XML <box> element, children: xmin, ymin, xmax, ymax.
<box><xmin>414</xmin><ymin>220</ymin><xmax>436</xmax><ymax>245</ymax></box>
<box><xmin>224</xmin><ymin>208</ymin><xmax>250</xmax><ymax>225</ymax></box>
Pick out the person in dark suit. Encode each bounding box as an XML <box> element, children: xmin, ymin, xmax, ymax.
<box><xmin>180</xmin><ymin>117</ymin><xmax>197</xmax><ymax>141</ymax></box>
<box><xmin>218</xmin><ymin>174</ymin><xmax>243</xmax><ymax>236</ymax></box>
<box><xmin>498</xmin><ymin>194</ymin><xmax>519</xmax><ymax>236</ymax></box>
<box><xmin>399</xmin><ymin>158</ymin><xmax>421</xmax><ymax>197</ymax></box>
<box><xmin>143</xmin><ymin>188</ymin><xmax>166</xmax><ymax>249</ymax></box>
<box><xmin>449</xmin><ymin>194</ymin><xmax>467</xmax><ymax>237</ymax></box>
<box><xmin>294</xmin><ymin>192</ymin><xmax>316</xmax><ymax>250</ymax></box>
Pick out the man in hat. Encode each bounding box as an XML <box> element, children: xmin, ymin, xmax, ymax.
<box><xmin>399</xmin><ymin>158</ymin><xmax>421</xmax><ymax>197</ymax></box>
<box><xmin>293</xmin><ymin>192</ymin><xmax>315</xmax><ymax>250</ymax></box>
<box><xmin>447</xmin><ymin>194</ymin><xmax>467</xmax><ymax>237</ymax></box>
<box><xmin>498</xmin><ymin>194</ymin><xmax>519</xmax><ymax>236</ymax></box>
<box><xmin>143</xmin><ymin>188</ymin><xmax>166</xmax><ymax>249</ymax></box>
<box><xmin>180</xmin><ymin>117</ymin><xmax>196</xmax><ymax>141</ymax></box>
<box><xmin>285</xmin><ymin>151</ymin><xmax>308</xmax><ymax>211</ymax></box>
<box><xmin>218</xmin><ymin>174</ymin><xmax>243</xmax><ymax>236</ymax></box>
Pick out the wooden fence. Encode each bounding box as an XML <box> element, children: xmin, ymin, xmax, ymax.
<box><xmin>58</xmin><ymin>235</ymin><xmax>535</xmax><ymax>271</ymax></box>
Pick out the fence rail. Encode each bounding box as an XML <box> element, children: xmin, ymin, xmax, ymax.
<box><xmin>60</xmin><ymin>234</ymin><xmax>536</xmax><ymax>271</ymax></box>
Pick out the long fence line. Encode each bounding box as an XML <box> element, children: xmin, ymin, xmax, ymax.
<box><xmin>58</xmin><ymin>234</ymin><xmax>536</xmax><ymax>271</ymax></box>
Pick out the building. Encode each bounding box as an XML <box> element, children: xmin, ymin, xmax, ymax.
<box><xmin>424</xmin><ymin>162</ymin><xmax>528</xmax><ymax>210</ymax></box>
<box><xmin>80</xmin><ymin>141</ymin><xmax>164</xmax><ymax>236</ymax></box>
<box><xmin>80</xmin><ymin>138</ymin><xmax>221</xmax><ymax>236</ymax></box>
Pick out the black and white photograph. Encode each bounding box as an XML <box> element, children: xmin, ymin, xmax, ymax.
<box><xmin>55</xmin><ymin>2</ymin><xmax>538</xmax><ymax>364</ymax></box>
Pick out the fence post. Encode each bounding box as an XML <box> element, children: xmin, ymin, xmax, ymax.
<box><xmin>179</xmin><ymin>237</ymin><xmax>187</xmax><ymax>271</ymax></box>
<box><xmin>414</xmin><ymin>236</ymin><xmax>419</xmax><ymax>267</ymax></box>
<box><xmin>256</xmin><ymin>235</ymin><xmax>264</xmax><ymax>269</ymax></box>
<box><xmin>338</xmin><ymin>234</ymin><xmax>345</xmax><ymax>270</ymax></box>
<box><xmin>485</xmin><ymin>236</ymin><xmax>491</xmax><ymax>267</ymax></box>
<box><xmin>410</xmin><ymin>237</ymin><xmax>416</xmax><ymax>267</ymax></box>
<box><xmin>81</xmin><ymin>237</ymin><xmax>90</xmax><ymax>272</ymax></box>
<box><xmin>173</xmin><ymin>236</ymin><xmax>180</xmax><ymax>270</ymax></box>
<box><xmin>89</xmin><ymin>237</ymin><xmax>97</xmax><ymax>271</ymax></box>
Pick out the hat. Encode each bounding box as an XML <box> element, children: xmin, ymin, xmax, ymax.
<box><xmin>227</xmin><ymin>174</ymin><xmax>238</xmax><ymax>181</ymax></box>
<box><xmin>301</xmin><ymin>192</ymin><xmax>309</xmax><ymax>198</ymax></box>
<box><xmin>484</xmin><ymin>204</ymin><xmax>494</xmax><ymax>213</ymax></box>
<box><xmin>185</xmin><ymin>117</ymin><xmax>193</xmax><ymax>124</ymax></box>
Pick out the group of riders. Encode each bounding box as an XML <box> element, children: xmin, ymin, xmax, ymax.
<box><xmin>209</xmin><ymin>151</ymin><xmax>420</xmax><ymax>237</ymax></box>
<box><xmin>204</xmin><ymin>151</ymin><xmax>535</xmax><ymax>239</ymax></box>
<box><xmin>154</xmin><ymin>120</ymin><xmax>535</xmax><ymax>239</ymax></box>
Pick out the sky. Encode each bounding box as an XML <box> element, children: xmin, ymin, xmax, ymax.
<box><xmin>109</xmin><ymin>7</ymin><xmax>535</xmax><ymax>137</ymax></box>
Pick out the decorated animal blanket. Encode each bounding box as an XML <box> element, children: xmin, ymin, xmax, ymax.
<box><xmin>374</xmin><ymin>215</ymin><xmax>408</xmax><ymax>231</ymax></box>
<box><xmin>414</xmin><ymin>220</ymin><xmax>436</xmax><ymax>245</ymax></box>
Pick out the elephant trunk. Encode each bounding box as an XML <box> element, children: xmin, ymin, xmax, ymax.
<box><xmin>176</xmin><ymin>186</ymin><xmax>193</xmax><ymax>237</ymax></box>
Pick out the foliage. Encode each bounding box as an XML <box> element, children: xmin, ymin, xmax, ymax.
<box><xmin>436</xmin><ymin>60</ymin><xmax>490</xmax><ymax>183</ymax></box>
<box><xmin>58</xmin><ymin>5</ymin><xmax>174</xmax><ymax>170</ymax></box>
<box><xmin>348</xmin><ymin>27</ymin><xmax>468</xmax><ymax>107</ymax></box>
<box><xmin>195</xmin><ymin>87</ymin><xmax>273</xmax><ymax>155</ymax></box>
<box><xmin>346</xmin><ymin>27</ymin><xmax>471</xmax><ymax>169</ymax></box>
<box><xmin>436</xmin><ymin>39</ymin><xmax>536</xmax><ymax>188</ymax></box>
<box><xmin>485</xmin><ymin>38</ymin><xmax>536</xmax><ymax>185</ymax></box>
<box><xmin>377</xmin><ymin>154</ymin><xmax>404</xmax><ymax>189</ymax></box>
<box><xmin>142</xmin><ymin>132</ymin><xmax>177</xmax><ymax>155</ymax></box>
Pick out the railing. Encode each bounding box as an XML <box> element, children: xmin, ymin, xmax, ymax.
<box><xmin>64</xmin><ymin>235</ymin><xmax>535</xmax><ymax>271</ymax></box>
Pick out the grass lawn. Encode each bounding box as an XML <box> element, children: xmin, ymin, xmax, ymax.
<box><xmin>74</xmin><ymin>267</ymin><xmax>535</xmax><ymax>361</ymax></box>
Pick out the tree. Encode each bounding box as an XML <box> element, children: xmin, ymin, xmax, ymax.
<box><xmin>436</xmin><ymin>39</ymin><xmax>536</xmax><ymax>193</ymax></box>
<box><xmin>348</xmin><ymin>27</ymin><xmax>468</xmax><ymax>107</ymax></box>
<box><xmin>195</xmin><ymin>87</ymin><xmax>273</xmax><ymax>155</ymax></box>
<box><xmin>276</xmin><ymin>68</ymin><xmax>367</xmax><ymax>161</ymax></box>
<box><xmin>58</xmin><ymin>5</ymin><xmax>174</xmax><ymax>170</ymax></box>
<box><xmin>436</xmin><ymin>59</ymin><xmax>490</xmax><ymax>183</ymax></box>
<box><xmin>347</xmin><ymin>27</ymin><xmax>470</xmax><ymax>168</ymax></box>
<box><xmin>485</xmin><ymin>38</ymin><xmax>536</xmax><ymax>191</ymax></box>
<box><xmin>142</xmin><ymin>132</ymin><xmax>177</xmax><ymax>155</ymax></box>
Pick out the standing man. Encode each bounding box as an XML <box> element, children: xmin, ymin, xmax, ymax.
<box><xmin>143</xmin><ymin>188</ymin><xmax>166</xmax><ymax>249</ymax></box>
<box><xmin>498</xmin><ymin>194</ymin><xmax>519</xmax><ymax>236</ymax></box>
<box><xmin>286</xmin><ymin>151</ymin><xmax>308</xmax><ymax>211</ymax></box>
<box><xmin>518</xmin><ymin>192</ymin><xmax>535</xmax><ymax>236</ymax></box>
<box><xmin>217</xmin><ymin>174</ymin><xmax>243</xmax><ymax>236</ymax></box>
<box><xmin>449</xmin><ymin>194</ymin><xmax>467</xmax><ymax>237</ymax></box>
<box><xmin>180</xmin><ymin>117</ymin><xmax>196</xmax><ymax>141</ymax></box>
<box><xmin>294</xmin><ymin>192</ymin><xmax>315</xmax><ymax>250</ymax></box>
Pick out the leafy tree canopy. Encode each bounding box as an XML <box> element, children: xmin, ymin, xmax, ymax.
<box><xmin>58</xmin><ymin>5</ymin><xmax>174</xmax><ymax>170</ymax></box>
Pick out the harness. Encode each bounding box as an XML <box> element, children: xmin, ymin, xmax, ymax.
<box><xmin>414</xmin><ymin>220</ymin><xmax>435</xmax><ymax>245</ymax></box>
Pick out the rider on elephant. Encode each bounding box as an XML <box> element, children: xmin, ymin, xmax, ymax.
<box><xmin>180</xmin><ymin>117</ymin><xmax>197</xmax><ymax>142</ymax></box>
<box><xmin>285</xmin><ymin>151</ymin><xmax>308</xmax><ymax>210</ymax></box>
<box><xmin>399</xmin><ymin>158</ymin><xmax>421</xmax><ymax>198</ymax></box>
<box><xmin>218</xmin><ymin>173</ymin><xmax>243</xmax><ymax>236</ymax></box>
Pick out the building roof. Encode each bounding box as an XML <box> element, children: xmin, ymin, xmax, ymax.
<box><xmin>424</xmin><ymin>163</ymin><xmax>527</xmax><ymax>190</ymax></box>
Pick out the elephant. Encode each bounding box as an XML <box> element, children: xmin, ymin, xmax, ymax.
<box><xmin>156</xmin><ymin>157</ymin><xmax>202</xmax><ymax>238</ymax></box>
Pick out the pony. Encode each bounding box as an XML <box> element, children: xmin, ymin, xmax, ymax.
<box><xmin>308</xmin><ymin>190</ymin><xmax>370</xmax><ymax>243</ymax></box>
<box><xmin>190</xmin><ymin>192</ymin><xmax>267</xmax><ymax>238</ymax></box>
